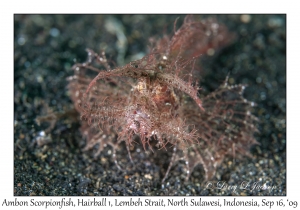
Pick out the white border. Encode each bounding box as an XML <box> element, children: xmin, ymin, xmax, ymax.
<box><xmin>2</xmin><ymin>0</ymin><xmax>298</xmax><ymax>209</ymax></box>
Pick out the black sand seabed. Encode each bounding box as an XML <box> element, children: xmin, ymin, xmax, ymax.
<box><xmin>14</xmin><ymin>15</ymin><xmax>286</xmax><ymax>196</ymax></box>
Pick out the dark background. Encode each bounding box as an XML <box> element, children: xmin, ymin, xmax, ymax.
<box><xmin>14</xmin><ymin>14</ymin><xmax>286</xmax><ymax>196</ymax></box>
